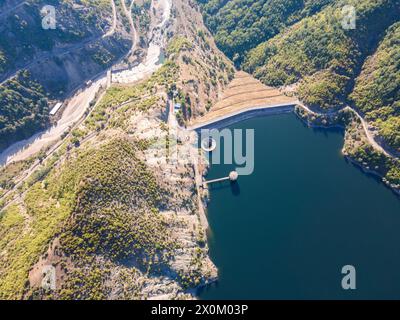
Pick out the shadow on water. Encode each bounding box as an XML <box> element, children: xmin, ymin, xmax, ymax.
<box><xmin>344</xmin><ymin>157</ymin><xmax>400</xmax><ymax>199</ymax></box>
<box><xmin>231</xmin><ymin>181</ymin><xmax>240</xmax><ymax>196</ymax></box>
<box><xmin>197</xmin><ymin>280</ymin><xmax>219</xmax><ymax>296</ymax></box>
<box><xmin>311</xmin><ymin>126</ymin><xmax>344</xmax><ymax>137</ymax></box>
<box><xmin>297</xmin><ymin>116</ymin><xmax>344</xmax><ymax>137</ymax></box>
<box><xmin>207</xmin><ymin>181</ymin><xmax>241</xmax><ymax>196</ymax></box>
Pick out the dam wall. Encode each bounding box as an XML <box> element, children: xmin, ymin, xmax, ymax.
<box><xmin>189</xmin><ymin>103</ymin><xmax>297</xmax><ymax>131</ymax></box>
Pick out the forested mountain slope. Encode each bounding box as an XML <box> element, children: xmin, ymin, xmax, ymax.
<box><xmin>0</xmin><ymin>0</ymin><xmax>232</xmax><ymax>299</ymax></box>
<box><xmin>0</xmin><ymin>0</ymin><xmax>114</xmax><ymax>77</ymax></box>
<box><xmin>199</xmin><ymin>0</ymin><xmax>400</xmax><ymax>159</ymax></box>
<box><xmin>243</xmin><ymin>0</ymin><xmax>399</xmax><ymax>110</ymax></box>
<box><xmin>197</xmin><ymin>0</ymin><xmax>335</xmax><ymax>65</ymax></box>
<box><xmin>351</xmin><ymin>22</ymin><xmax>400</xmax><ymax>153</ymax></box>
<box><xmin>0</xmin><ymin>71</ymin><xmax>48</xmax><ymax>150</ymax></box>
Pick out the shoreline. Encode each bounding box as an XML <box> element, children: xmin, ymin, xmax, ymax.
<box><xmin>344</xmin><ymin>156</ymin><xmax>400</xmax><ymax>197</ymax></box>
<box><xmin>188</xmin><ymin>102</ymin><xmax>297</xmax><ymax>131</ymax></box>
<box><xmin>195</xmin><ymin>102</ymin><xmax>400</xmax><ymax>296</ymax></box>
<box><xmin>190</xmin><ymin>102</ymin><xmax>400</xmax><ymax>202</ymax></box>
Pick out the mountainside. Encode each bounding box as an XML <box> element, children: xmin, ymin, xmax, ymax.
<box><xmin>199</xmin><ymin>0</ymin><xmax>400</xmax><ymax>108</ymax></box>
<box><xmin>198</xmin><ymin>0</ymin><xmax>335</xmax><ymax>64</ymax></box>
<box><xmin>0</xmin><ymin>0</ymin><xmax>232</xmax><ymax>299</ymax></box>
<box><xmin>1</xmin><ymin>0</ymin><xmax>400</xmax><ymax>301</ymax></box>
<box><xmin>0</xmin><ymin>71</ymin><xmax>48</xmax><ymax>150</ymax></box>
<box><xmin>351</xmin><ymin>22</ymin><xmax>400</xmax><ymax>153</ymax></box>
<box><xmin>199</xmin><ymin>0</ymin><xmax>400</xmax><ymax>188</ymax></box>
<box><xmin>243</xmin><ymin>0</ymin><xmax>399</xmax><ymax>110</ymax></box>
<box><xmin>0</xmin><ymin>0</ymin><xmax>116</xmax><ymax>78</ymax></box>
<box><xmin>0</xmin><ymin>0</ymin><xmax>130</xmax><ymax>151</ymax></box>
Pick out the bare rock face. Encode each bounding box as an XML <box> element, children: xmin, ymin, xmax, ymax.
<box><xmin>164</xmin><ymin>0</ymin><xmax>235</xmax><ymax>120</ymax></box>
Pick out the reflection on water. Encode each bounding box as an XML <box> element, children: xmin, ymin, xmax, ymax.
<box><xmin>207</xmin><ymin>181</ymin><xmax>241</xmax><ymax>197</ymax></box>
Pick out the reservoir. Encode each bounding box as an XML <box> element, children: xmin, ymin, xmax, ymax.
<box><xmin>199</xmin><ymin>113</ymin><xmax>400</xmax><ymax>299</ymax></box>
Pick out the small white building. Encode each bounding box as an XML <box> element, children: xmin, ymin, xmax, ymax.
<box><xmin>49</xmin><ymin>102</ymin><xmax>62</xmax><ymax>116</ymax></box>
<box><xmin>174</xmin><ymin>103</ymin><xmax>181</xmax><ymax>114</ymax></box>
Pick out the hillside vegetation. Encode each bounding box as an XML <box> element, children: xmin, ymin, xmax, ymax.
<box><xmin>198</xmin><ymin>0</ymin><xmax>335</xmax><ymax>65</ymax></box>
<box><xmin>351</xmin><ymin>22</ymin><xmax>400</xmax><ymax>153</ymax></box>
<box><xmin>199</xmin><ymin>0</ymin><xmax>400</xmax><ymax>185</ymax></box>
<box><xmin>0</xmin><ymin>48</ymin><xmax>218</xmax><ymax>298</ymax></box>
<box><xmin>243</xmin><ymin>0</ymin><xmax>399</xmax><ymax>108</ymax></box>
<box><xmin>0</xmin><ymin>135</ymin><xmax>170</xmax><ymax>299</ymax></box>
<box><xmin>0</xmin><ymin>0</ymin><xmax>111</xmax><ymax>77</ymax></box>
<box><xmin>0</xmin><ymin>0</ymin><xmax>231</xmax><ymax>298</ymax></box>
<box><xmin>199</xmin><ymin>0</ymin><xmax>400</xmax><ymax>110</ymax></box>
<box><xmin>0</xmin><ymin>71</ymin><xmax>48</xmax><ymax>150</ymax></box>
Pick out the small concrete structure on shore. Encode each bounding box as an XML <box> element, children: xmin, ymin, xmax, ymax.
<box><xmin>174</xmin><ymin>103</ymin><xmax>182</xmax><ymax>114</ymax></box>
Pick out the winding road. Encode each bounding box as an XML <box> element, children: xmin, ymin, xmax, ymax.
<box><xmin>2</xmin><ymin>0</ymin><xmax>396</xmax><ymax>207</ymax></box>
<box><xmin>0</xmin><ymin>0</ymin><xmax>120</xmax><ymax>164</ymax></box>
<box><xmin>298</xmin><ymin>102</ymin><xmax>395</xmax><ymax>158</ymax></box>
<box><xmin>112</xmin><ymin>0</ymin><xmax>170</xmax><ymax>84</ymax></box>
<box><xmin>190</xmin><ymin>98</ymin><xmax>397</xmax><ymax>161</ymax></box>
<box><xmin>0</xmin><ymin>0</ymin><xmax>119</xmax><ymax>85</ymax></box>
<box><xmin>1</xmin><ymin>0</ymin><xmax>173</xmax><ymax>167</ymax></box>
<box><xmin>0</xmin><ymin>0</ymin><xmax>172</xmax><ymax>206</ymax></box>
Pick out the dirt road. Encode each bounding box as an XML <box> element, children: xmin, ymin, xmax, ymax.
<box><xmin>103</xmin><ymin>0</ymin><xmax>117</xmax><ymax>38</ymax></box>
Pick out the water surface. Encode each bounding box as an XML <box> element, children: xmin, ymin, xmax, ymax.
<box><xmin>199</xmin><ymin>113</ymin><xmax>400</xmax><ymax>299</ymax></box>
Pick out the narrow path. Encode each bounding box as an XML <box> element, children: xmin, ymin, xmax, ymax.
<box><xmin>298</xmin><ymin>102</ymin><xmax>395</xmax><ymax>158</ymax></box>
<box><xmin>121</xmin><ymin>0</ymin><xmax>138</xmax><ymax>53</ymax></box>
<box><xmin>0</xmin><ymin>36</ymin><xmax>99</xmax><ymax>85</ymax></box>
<box><xmin>349</xmin><ymin>107</ymin><xmax>394</xmax><ymax>157</ymax></box>
<box><xmin>1</xmin><ymin>0</ymin><xmax>171</xmax><ymax>168</ymax></box>
<box><xmin>0</xmin><ymin>0</ymin><xmax>170</xmax><ymax>203</ymax></box>
<box><xmin>188</xmin><ymin>102</ymin><xmax>296</xmax><ymax>130</ymax></box>
<box><xmin>0</xmin><ymin>0</ymin><xmax>118</xmax><ymax>85</ymax></box>
<box><xmin>0</xmin><ymin>76</ymin><xmax>107</xmax><ymax>166</ymax></box>
<box><xmin>112</xmin><ymin>0</ymin><xmax>171</xmax><ymax>84</ymax></box>
<box><xmin>103</xmin><ymin>0</ymin><xmax>117</xmax><ymax>38</ymax></box>
<box><xmin>0</xmin><ymin>89</ymin><xmax>152</xmax><ymax>207</ymax></box>
<box><xmin>0</xmin><ymin>87</ymin><xmax>108</xmax><ymax>204</ymax></box>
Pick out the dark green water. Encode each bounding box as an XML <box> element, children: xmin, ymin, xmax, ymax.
<box><xmin>199</xmin><ymin>113</ymin><xmax>400</xmax><ymax>300</ymax></box>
